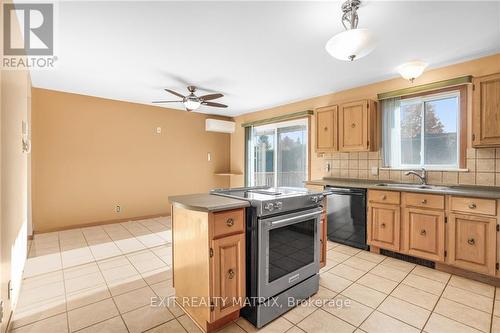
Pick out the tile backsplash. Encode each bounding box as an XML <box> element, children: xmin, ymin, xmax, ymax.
<box><xmin>320</xmin><ymin>148</ymin><xmax>500</xmax><ymax>187</ymax></box>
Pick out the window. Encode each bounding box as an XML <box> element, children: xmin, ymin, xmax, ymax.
<box><xmin>382</xmin><ymin>88</ymin><xmax>465</xmax><ymax>169</ymax></box>
<box><xmin>246</xmin><ymin>119</ymin><xmax>308</xmax><ymax>187</ymax></box>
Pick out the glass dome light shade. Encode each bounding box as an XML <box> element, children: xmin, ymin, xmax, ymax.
<box><xmin>325</xmin><ymin>28</ymin><xmax>376</xmax><ymax>61</ymax></box>
<box><xmin>184</xmin><ymin>97</ymin><xmax>201</xmax><ymax>110</ymax></box>
<box><xmin>397</xmin><ymin>61</ymin><xmax>428</xmax><ymax>81</ymax></box>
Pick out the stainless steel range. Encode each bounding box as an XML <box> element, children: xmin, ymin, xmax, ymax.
<box><xmin>211</xmin><ymin>186</ymin><xmax>326</xmax><ymax>327</ymax></box>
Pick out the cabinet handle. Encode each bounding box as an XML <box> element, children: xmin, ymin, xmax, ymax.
<box><xmin>467</xmin><ymin>238</ymin><xmax>475</xmax><ymax>246</ymax></box>
<box><xmin>468</xmin><ymin>203</ymin><xmax>477</xmax><ymax>209</ymax></box>
<box><xmin>421</xmin><ymin>199</ymin><xmax>427</xmax><ymax>204</ymax></box>
<box><xmin>227</xmin><ymin>268</ymin><xmax>235</xmax><ymax>279</ymax></box>
<box><xmin>226</xmin><ymin>218</ymin><xmax>234</xmax><ymax>227</ymax></box>
<box><xmin>324</xmin><ymin>126</ymin><xmax>328</xmax><ymax>131</ymax></box>
<box><xmin>381</xmin><ymin>223</ymin><xmax>386</xmax><ymax>228</ymax></box>
<box><xmin>351</xmin><ymin>123</ymin><xmax>356</xmax><ymax>128</ymax></box>
<box><xmin>420</xmin><ymin>229</ymin><xmax>426</xmax><ymax>236</ymax></box>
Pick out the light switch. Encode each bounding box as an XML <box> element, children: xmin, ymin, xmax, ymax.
<box><xmin>207</xmin><ymin>152</ymin><xmax>211</xmax><ymax>161</ymax></box>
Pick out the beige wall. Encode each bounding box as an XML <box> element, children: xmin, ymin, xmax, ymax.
<box><xmin>31</xmin><ymin>88</ymin><xmax>231</xmax><ymax>232</ymax></box>
<box><xmin>230</xmin><ymin>53</ymin><xmax>500</xmax><ymax>188</ymax></box>
<box><xmin>1</xmin><ymin>0</ymin><xmax>31</xmax><ymax>330</ymax></box>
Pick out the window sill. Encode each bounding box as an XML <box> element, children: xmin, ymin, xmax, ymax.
<box><xmin>379</xmin><ymin>167</ymin><xmax>469</xmax><ymax>172</ymax></box>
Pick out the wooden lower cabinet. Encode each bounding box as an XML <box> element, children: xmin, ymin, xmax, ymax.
<box><xmin>305</xmin><ymin>184</ymin><xmax>328</xmax><ymax>268</ymax></box>
<box><xmin>403</xmin><ymin>208</ymin><xmax>445</xmax><ymax>262</ymax></box>
<box><xmin>448</xmin><ymin>213</ymin><xmax>497</xmax><ymax>275</ymax></box>
<box><xmin>211</xmin><ymin>233</ymin><xmax>245</xmax><ymax>320</ymax></box>
<box><xmin>367</xmin><ymin>203</ymin><xmax>400</xmax><ymax>251</ymax></box>
<box><xmin>172</xmin><ymin>206</ymin><xmax>246</xmax><ymax>332</ymax></box>
<box><xmin>319</xmin><ymin>213</ymin><xmax>327</xmax><ymax>268</ymax></box>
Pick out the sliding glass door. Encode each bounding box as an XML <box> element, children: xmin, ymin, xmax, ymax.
<box><xmin>246</xmin><ymin>119</ymin><xmax>308</xmax><ymax>187</ymax></box>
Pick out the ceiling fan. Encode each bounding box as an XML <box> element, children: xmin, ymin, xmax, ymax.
<box><xmin>153</xmin><ymin>86</ymin><xmax>227</xmax><ymax>111</ymax></box>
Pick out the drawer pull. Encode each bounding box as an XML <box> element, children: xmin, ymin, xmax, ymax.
<box><xmin>227</xmin><ymin>268</ymin><xmax>235</xmax><ymax>279</ymax></box>
<box><xmin>226</xmin><ymin>218</ymin><xmax>235</xmax><ymax>227</ymax></box>
<box><xmin>381</xmin><ymin>223</ymin><xmax>386</xmax><ymax>228</ymax></box>
<box><xmin>468</xmin><ymin>203</ymin><xmax>477</xmax><ymax>209</ymax></box>
<box><xmin>467</xmin><ymin>238</ymin><xmax>475</xmax><ymax>246</ymax></box>
<box><xmin>420</xmin><ymin>229</ymin><xmax>426</xmax><ymax>236</ymax></box>
<box><xmin>381</xmin><ymin>195</ymin><xmax>387</xmax><ymax>200</ymax></box>
<box><xmin>421</xmin><ymin>199</ymin><xmax>427</xmax><ymax>204</ymax></box>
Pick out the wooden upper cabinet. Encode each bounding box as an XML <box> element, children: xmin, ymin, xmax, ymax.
<box><xmin>315</xmin><ymin>105</ymin><xmax>337</xmax><ymax>152</ymax></box>
<box><xmin>448</xmin><ymin>213</ymin><xmax>497</xmax><ymax>275</ymax></box>
<box><xmin>339</xmin><ymin>100</ymin><xmax>377</xmax><ymax>152</ymax></box>
<box><xmin>472</xmin><ymin>73</ymin><xmax>500</xmax><ymax>147</ymax></box>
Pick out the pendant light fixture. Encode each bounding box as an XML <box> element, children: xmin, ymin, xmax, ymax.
<box><xmin>397</xmin><ymin>61</ymin><xmax>428</xmax><ymax>83</ymax></box>
<box><xmin>325</xmin><ymin>0</ymin><xmax>375</xmax><ymax>61</ymax></box>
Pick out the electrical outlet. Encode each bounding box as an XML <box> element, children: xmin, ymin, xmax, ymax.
<box><xmin>115</xmin><ymin>205</ymin><xmax>121</xmax><ymax>213</ymax></box>
<box><xmin>371</xmin><ymin>167</ymin><xmax>379</xmax><ymax>176</ymax></box>
<box><xmin>156</xmin><ymin>127</ymin><xmax>162</xmax><ymax>134</ymax></box>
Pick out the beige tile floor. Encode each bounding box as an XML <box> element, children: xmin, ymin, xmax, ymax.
<box><xmin>10</xmin><ymin>217</ymin><xmax>500</xmax><ymax>333</ymax></box>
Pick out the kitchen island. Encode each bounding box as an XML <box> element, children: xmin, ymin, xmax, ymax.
<box><xmin>169</xmin><ymin>193</ymin><xmax>249</xmax><ymax>333</ymax></box>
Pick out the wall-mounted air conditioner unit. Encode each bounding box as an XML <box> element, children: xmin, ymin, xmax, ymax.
<box><xmin>205</xmin><ymin>119</ymin><xmax>235</xmax><ymax>134</ymax></box>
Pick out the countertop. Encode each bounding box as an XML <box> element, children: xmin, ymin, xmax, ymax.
<box><xmin>169</xmin><ymin>193</ymin><xmax>250</xmax><ymax>212</ymax></box>
<box><xmin>306</xmin><ymin>178</ymin><xmax>500</xmax><ymax>199</ymax></box>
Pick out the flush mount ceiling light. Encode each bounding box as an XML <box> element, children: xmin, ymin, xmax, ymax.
<box><xmin>325</xmin><ymin>0</ymin><xmax>375</xmax><ymax>61</ymax></box>
<box><xmin>397</xmin><ymin>61</ymin><xmax>428</xmax><ymax>83</ymax></box>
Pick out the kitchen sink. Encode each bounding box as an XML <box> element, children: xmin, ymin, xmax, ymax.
<box><xmin>375</xmin><ymin>183</ymin><xmax>452</xmax><ymax>191</ymax></box>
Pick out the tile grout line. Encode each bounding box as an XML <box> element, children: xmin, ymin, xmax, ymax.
<box><xmin>491</xmin><ymin>288</ymin><xmax>497</xmax><ymax>333</ymax></box>
<box><xmin>354</xmin><ymin>257</ymin><xmax>415</xmax><ymax>331</ymax></box>
<box><xmin>419</xmin><ymin>272</ymin><xmax>451</xmax><ymax>332</ymax></box>
<box><xmin>81</xmin><ymin>227</ymin><xmax>132</xmax><ymax>333</ymax></box>
<box><xmin>295</xmin><ymin>250</ymin><xmax>388</xmax><ymax>330</ymax></box>
<box><xmin>57</xmin><ymin>234</ymin><xmax>72</xmax><ymax>333</ymax></box>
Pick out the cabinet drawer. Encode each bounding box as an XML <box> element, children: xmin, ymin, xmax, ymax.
<box><xmin>450</xmin><ymin>196</ymin><xmax>496</xmax><ymax>216</ymax></box>
<box><xmin>368</xmin><ymin>190</ymin><xmax>400</xmax><ymax>205</ymax></box>
<box><xmin>403</xmin><ymin>192</ymin><xmax>444</xmax><ymax>210</ymax></box>
<box><xmin>213</xmin><ymin>209</ymin><xmax>244</xmax><ymax>238</ymax></box>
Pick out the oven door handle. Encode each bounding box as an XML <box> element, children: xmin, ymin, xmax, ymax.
<box><xmin>269</xmin><ymin>210</ymin><xmax>322</xmax><ymax>228</ymax></box>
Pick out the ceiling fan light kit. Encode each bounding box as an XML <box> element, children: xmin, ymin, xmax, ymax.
<box><xmin>325</xmin><ymin>0</ymin><xmax>376</xmax><ymax>61</ymax></box>
<box><xmin>152</xmin><ymin>85</ymin><xmax>227</xmax><ymax>111</ymax></box>
<box><xmin>397</xmin><ymin>61</ymin><xmax>428</xmax><ymax>82</ymax></box>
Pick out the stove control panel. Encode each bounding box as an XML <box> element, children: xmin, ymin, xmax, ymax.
<box><xmin>263</xmin><ymin>201</ymin><xmax>283</xmax><ymax>212</ymax></box>
<box><xmin>310</xmin><ymin>195</ymin><xmax>321</xmax><ymax>203</ymax></box>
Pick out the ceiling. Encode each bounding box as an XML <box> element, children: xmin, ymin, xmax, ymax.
<box><xmin>29</xmin><ymin>1</ymin><xmax>500</xmax><ymax>116</ymax></box>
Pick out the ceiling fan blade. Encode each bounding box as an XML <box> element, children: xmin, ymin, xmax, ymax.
<box><xmin>199</xmin><ymin>93</ymin><xmax>223</xmax><ymax>101</ymax></box>
<box><xmin>202</xmin><ymin>101</ymin><xmax>228</xmax><ymax>108</ymax></box>
<box><xmin>152</xmin><ymin>100</ymin><xmax>182</xmax><ymax>103</ymax></box>
<box><xmin>164</xmin><ymin>89</ymin><xmax>185</xmax><ymax>98</ymax></box>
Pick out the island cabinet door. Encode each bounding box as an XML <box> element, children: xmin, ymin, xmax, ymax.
<box><xmin>367</xmin><ymin>203</ymin><xmax>400</xmax><ymax>251</ymax></box>
<box><xmin>403</xmin><ymin>208</ymin><xmax>445</xmax><ymax>262</ymax></box>
<box><xmin>448</xmin><ymin>213</ymin><xmax>497</xmax><ymax>275</ymax></box>
<box><xmin>211</xmin><ymin>233</ymin><xmax>245</xmax><ymax>321</ymax></box>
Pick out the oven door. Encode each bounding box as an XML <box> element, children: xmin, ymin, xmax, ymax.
<box><xmin>258</xmin><ymin>207</ymin><xmax>322</xmax><ymax>299</ymax></box>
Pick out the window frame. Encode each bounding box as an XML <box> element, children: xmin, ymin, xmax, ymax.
<box><xmin>245</xmin><ymin>117</ymin><xmax>310</xmax><ymax>187</ymax></box>
<box><xmin>385</xmin><ymin>85</ymin><xmax>467</xmax><ymax>170</ymax></box>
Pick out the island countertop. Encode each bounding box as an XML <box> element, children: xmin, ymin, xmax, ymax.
<box><xmin>169</xmin><ymin>193</ymin><xmax>250</xmax><ymax>212</ymax></box>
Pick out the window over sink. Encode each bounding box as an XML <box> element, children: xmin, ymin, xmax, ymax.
<box><xmin>381</xmin><ymin>86</ymin><xmax>466</xmax><ymax>170</ymax></box>
<box><xmin>246</xmin><ymin>118</ymin><xmax>308</xmax><ymax>187</ymax></box>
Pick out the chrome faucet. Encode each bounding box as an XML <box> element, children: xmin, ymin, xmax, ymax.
<box><xmin>405</xmin><ymin>168</ymin><xmax>427</xmax><ymax>185</ymax></box>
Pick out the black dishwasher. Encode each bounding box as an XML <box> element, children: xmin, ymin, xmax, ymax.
<box><xmin>325</xmin><ymin>186</ymin><xmax>368</xmax><ymax>250</ymax></box>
